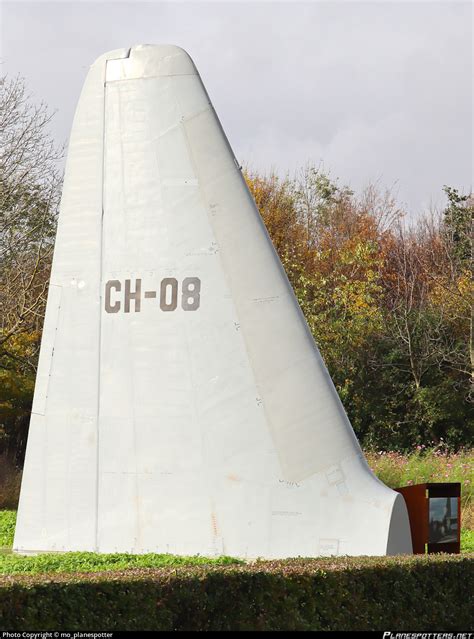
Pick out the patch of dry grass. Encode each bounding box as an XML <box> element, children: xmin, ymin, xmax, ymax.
<box><xmin>366</xmin><ymin>447</ymin><xmax>473</xmax><ymax>528</ymax></box>
<box><xmin>0</xmin><ymin>456</ymin><xmax>21</xmax><ymax>510</ymax></box>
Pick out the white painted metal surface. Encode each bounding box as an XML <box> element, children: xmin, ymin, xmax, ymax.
<box><xmin>14</xmin><ymin>45</ymin><xmax>412</xmax><ymax>557</ymax></box>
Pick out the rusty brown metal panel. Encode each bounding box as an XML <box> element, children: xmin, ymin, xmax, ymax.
<box><xmin>395</xmin><ymin>484</ymin><xmax>428</xmax><ymax>554</ymax></box>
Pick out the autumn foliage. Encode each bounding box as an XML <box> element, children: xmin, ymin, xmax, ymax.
<box><xmin>246</xmin><ymin>167</ymin><xmax>473</xmax><ymax>450</ymax></box>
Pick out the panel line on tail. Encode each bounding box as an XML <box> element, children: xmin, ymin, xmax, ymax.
<box><xmin>94</xmin><ymin>59</ymin><xmax>108</xmax><ymax>553</ymax></box>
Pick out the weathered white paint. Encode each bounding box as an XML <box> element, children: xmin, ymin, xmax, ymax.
<box><xmin>14</xmin><ymin>45</ymin><xmax>412</xmax><ymax>557</ymax></box>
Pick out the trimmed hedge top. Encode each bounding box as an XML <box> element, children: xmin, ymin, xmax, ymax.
<box><xmin>0</xmin><ymin>550</ymin><xmax>471</xmax><ymax>584</ymax></box>
<box><xmin>0</xmin><ymin>553</ymin><xmax>473</xmax><ymax>631</ymax></box>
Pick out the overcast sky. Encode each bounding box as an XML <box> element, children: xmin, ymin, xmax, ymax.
<box><xmin>1</xmin><ymin>0</ymin><xmax>472</xmax><ymax>216</ymax></box>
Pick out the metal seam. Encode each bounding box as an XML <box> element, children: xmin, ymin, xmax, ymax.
<box><xmin>95</xmin><ymin>62</ymin><xmax>107</xmax><ymax>552</ymax></box>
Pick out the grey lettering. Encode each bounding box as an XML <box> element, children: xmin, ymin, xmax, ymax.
<box><xmin>182</xmin><ymin>277</ymin><xmax>201</xmax><ymax>311</ymax></box>
<box><xmin>124</xmin><ymin>278</ymin><xmax>141</xmax><ymax>313</ymax></box>
<box><xmin>160</xmin><ymin>278</ymin><xmax>178</xmax><ymax>311</ymax></box>
<box><xmin>105</xmin><ymin>280</ymin><xmax>121</xmax><ymax>313</ymax></box>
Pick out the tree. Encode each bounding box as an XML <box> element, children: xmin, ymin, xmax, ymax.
<box><xmin>246</xmin><ymin>168</ymin><xmax>473</xmax><ymax>450</ymax></box>
<box><xmin>440</xmin><ymin>187</ymin><xmax>473</xmax><ymax>396</ymax></box>
<box><xmin>0</xmin><ymin>73</ymin><xmax>62</xmax><ymax>353</ymax></box>
<box><xmin>412</xmin><ymin>189</ymin><xmax>473</xmax><ymax>398</ymax></box>
<box><xmin>0</xmin><ymin>74</ymin><xmax>62</xmax><ymax>464</ymax></box>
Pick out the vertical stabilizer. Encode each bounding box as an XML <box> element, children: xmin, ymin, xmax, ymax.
<box><xmin>14</xmin><ymin>45</ymin><xmax>412</xmax><ymax>557</ymax></box>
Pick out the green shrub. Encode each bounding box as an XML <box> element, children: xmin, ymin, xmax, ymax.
<box><xmin>0</xmin><ymin>554</ymin><xmax>472</xmax><ymax>631</ymax></box>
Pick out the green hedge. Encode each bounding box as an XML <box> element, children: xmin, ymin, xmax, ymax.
<box><xmin>1</xmin><ymin>554</ymin><xmax>472</xmax><ymax>631</ymax></box>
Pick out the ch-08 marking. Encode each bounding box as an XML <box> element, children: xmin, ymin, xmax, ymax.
<box><xmin>104</xmin><ymin>277</ymin><xmax>201</xmax><ymax>313</ymax></box>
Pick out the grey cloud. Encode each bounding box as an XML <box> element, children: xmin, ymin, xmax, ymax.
<box><xmin>1</xmin><ymin>1</ymin><xmax>471</xmax><ymax>216</ymax></box>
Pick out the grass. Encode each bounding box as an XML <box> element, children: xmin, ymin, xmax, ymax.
<box><xmin>461</xmin><ymin>529</ymin><xmax>474</xmax><ymax>553</ymax></box>
<box><xmin>365</xmin><ymin>446</ymin><xmax>473</xmax><ymax>495</ymax></box>
<box><xmin>0</xmin><ymin>510</ymin><xmax>15</xmax><ymax>547</ymax></box>
<box><xmin>366</xmin><ymin>446</ymin><xmax>473</xmax><ymax>527</ymax></box>
<box><xmin>0</xmin><ymin>549</ymin><xmax>241</xmax><ymax>575</ymax></box>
